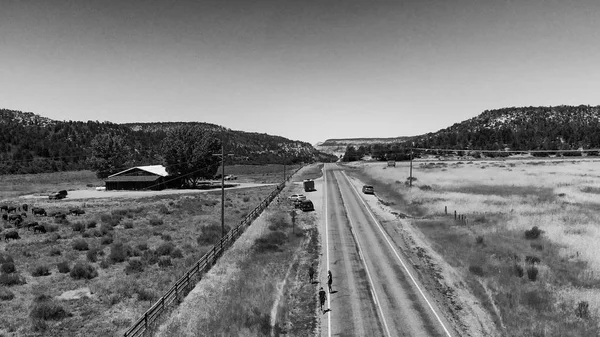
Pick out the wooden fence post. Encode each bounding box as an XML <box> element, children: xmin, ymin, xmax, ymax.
<box><xmin>454</xmin><ymin>211</ymin><xmax>457</xmax><ymax>219</ymax></box>
<box><xmin>445</xmin><ymin>206</ymin><xmax>447</xmax><ymax>215</ymax></box>
<box><xmin>144</xmin><ymin>312</ymin><xmax>148</xmax><ymax>329</ymax></box>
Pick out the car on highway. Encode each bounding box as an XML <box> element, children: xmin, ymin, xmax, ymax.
<box><xmin>296</xmin><ymin>199</ymin><xmax>314</xmax><ymax>212</ymax></box>
<box><xmin>224</xmin><ymin>174</ymin><xmax>237</xmax><ymax>180</ymax></box>
<box><xmin>288</xmin><ymin>194</ymin><xmax>307</xmax><ymax>202</ymax></box>
<box><xmin>362</xmin><ymin>185</ymin><xmax>374</xmax><ymax>194</ymax></box>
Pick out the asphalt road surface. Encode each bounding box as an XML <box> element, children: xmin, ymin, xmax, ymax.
<box><xmin>319</xmin><ymin>164</ymin><xmax>455</xmax><ymax>337</ymax></box>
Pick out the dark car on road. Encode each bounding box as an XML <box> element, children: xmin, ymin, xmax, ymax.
<box><xmin>296</xmin><ymin>200</ymin><xmax>314</xmax><ymax>212</ymax></box>
<box><xmin>362</xmin><ymin>185</ymin><xmax>374</xmax><ymax>194</ymax></box>
<box><xmin>49</xmin><ymin>190</ymin><xmax>68</xmax><ymax>200</ymax></box>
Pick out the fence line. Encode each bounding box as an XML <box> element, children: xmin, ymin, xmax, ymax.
<box><xmin>123</xmin><ymin>166</ymin><xmax>303</xmax><ymax>337</ymax></box>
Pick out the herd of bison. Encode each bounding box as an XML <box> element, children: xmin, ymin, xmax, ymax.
<box><xmin>1</xmin><ymin>203</ymin><xmax>85</xmax><ymax>241</ymax></box>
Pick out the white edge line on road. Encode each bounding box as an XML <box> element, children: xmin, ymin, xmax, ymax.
<box><xmin>341</xmin><ymin>171</ymin><xmax>454</xmax><ymax>337</ymax></box>
<box><xmin>341</xmin><ymin>177</ymin><xmax>392</xmax><ymax>337</ymax></box>
<box><xmin>324</xmin><ymin>165</ymin><xmax>331</xmax><ymax>337</ymax></box>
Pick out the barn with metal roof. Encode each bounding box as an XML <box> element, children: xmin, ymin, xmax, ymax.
<box><xmin>105</xmin><ymin>165</ymin><xmax>169</xmax><ymax>191</ymax></box>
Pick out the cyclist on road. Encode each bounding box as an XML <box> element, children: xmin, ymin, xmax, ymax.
<box><xmin>327</xmin><ymin>270</ymin><xmax>333</xmax><ymax>293</ymax></box>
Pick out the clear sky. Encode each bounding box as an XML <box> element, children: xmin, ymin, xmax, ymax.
<box><xmin>1</xmin><ymin>0</ymin><xmax>599</xmax><ymax>145</ymax></box>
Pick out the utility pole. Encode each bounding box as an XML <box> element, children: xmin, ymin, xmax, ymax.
<box><xmin>283</xmin><ymin>152</ymin><xmax>287</xmax><ymax>182</ymax></box>
<box><xmin>220</xmin><ymin>144</ymin><xmax>225</xmax><ymax>237</ymax></box>
<box><xmin>409</xmin><ymin>144</ymin><xmax>414</xmax><ymax>188</ymax></box>
<box><xmin>213</xmin><ymin>144</ymin><xmax>233</xmax><ymax>238</ymax></box>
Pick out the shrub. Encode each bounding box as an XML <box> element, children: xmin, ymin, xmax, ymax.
<box><xmin>149</xmin><ymin>217</ymin><xmax>164</xmax><ymax>226</ymax></box>
<box><xmin>0</xmin><ymin>273</ymin><xmax>26</xmax><ymax>286</ymax></box>
<box><xmin>170</xmin><ymin>248</ymin><xmax>183</xmax><ymax>259</ymax></box>
<box><xmin>161</xmin><ymin>234</ymin><xmax>172</xmax><ymax>241</ymax></box>
<box><xmin>135</xmin><ymin>288</ymin><xmax>155</xmax><ymax>301</ymax></box>
<box><xmin>142</xmin><ymin>250</ymin><xmax>159</xmax><ymax>265</ymax></box>
<box><xmin>91</xmin><ymin>229</ymin><xmax>102</xmax><ymax>237</ymax></box>
<box><xmin>81</xmin><ymin>231</ymin><xmax>91</xmax><ymax>238</ymax></box>
<box><xmin>101</xmin><ymin>235</ymin><xmax>113</xmax><ymax>245</ymax></box>
<box><xmin>48</xmin><ymin>247</ymin><xmax>62</xmax><ymax>256</ymax></box>
<box><xmin>576</xmin><ymin>301</ymin><xmax>590</xmax><ymax>319</ymax></box>
<box><xmin>527</xmin><ymin>266</ymin><xmax>539</xmax><ymax>281</ymax></box>
<box><xmin>101</xmin><ymin>213</ymin><xmax>121</xmax><ymax>227</ymax></box>
<box><xmin>243</xmin><ymin>196</ymin><xmax>250</xmax><ymax>202</ymax></box>
<box><xmin>30</xmin><ymin>300</ymin><xmax>68</xmax><ymax>321</ymax></box>
<box><xmin>125</xmin><ymin>259</ymin><xmax>144</xmax><ymax>274</ymax></box>
<box><xmin>54</xmin><ymin>218</ymin><xmax>69</xmax><ymax>225</ymax></box>
<box><xmin>0</xmin><ymin>288</ymin><xmax>15</xmax><ymax>301</ymax></box>
<box><xmin>468</xmin><ymin>265</ymin><xmax>484</xmax><ymax>277</ymax></box>
<box><xmin>158</xmin><ymin>257</ymin><xmax>172</xmax><ymax>268</ymax></box>
<box><xmin>525</xmin><ymin>226</ymin><xmax>542</xmax><ymax>239</ymax></box>
<box><xmin>0</xmin><ymin>253</ymin><xmax>14</xmax><ymax>264</ymax></box>
<box><xmin>70</xmin><ymin>262</ymin><xmax>98</xmax><ymax>280</ymax></box>
<box><xmin>530</xmin><ymin>243</ymin><xmax>544</xmax><ymax>251</ymax></box>
<box><xmin>197</xmin><ymin>223</ymin><xmax>231</xmax><ymax>246</ymax></box>
<box><xmin>72</xmin><ymin>239</ymin><xmax>89</xmax><ymax>251</ymax></box>
<box><xmin>156</xmin><ymin>242</ymin><xmax>175</xmax><ymax>256</ymax></box>
<box><xmin>109</xmin><ymin>243</ymin><xmax>131</xmax><ymax>263</ymax></box>
<box><xmin>86</xmin><ymin>249</ymin><xmax>98</xmax><ymax>262</ymax></box>
<box><xmin>99</xmin><ymin>259</ymin><xmax>110</xmax><ymax>269</ymax></box>
<box><xmin>99</xmin><ymin>223</ymin><xmax>112</xmax><ymax>235</ymax></box>
<box><xmin>158</xmin><ymin>204</ymin><xmax>170</xmax><ymax>215</ymax></box>
<box><xmin>45</xmin><ymin>224</ymin><xmax>58</xmax><ymax>232</ymax></box>
<box><xmin>31</xmin><ymin>265</ymin><xmax>51</xmax><ymax>277</ymax></box>
<box><xmin>1</xmin><ymin>262</ymin><xmax>16</xmax><ymax>274</ymax></box>
<box><xmin>86</xmin><ymin>221</ymin><xmax>97</xmax><ymax>229</ymax></box>
<box><xmin>514</xmin><ymin>264</ymin><xmax>524</xmax><ymax>278</ymax></box>
<box><xmin>123</xmin><ymin>221</ymin><xmax>134</xmax><ymax>229</ymax></box>
<box><xmin>57</xmin><ymin>261</ymin><xmax>70</xmax><ymax>273</ymax></box>
<box><xmin>132</xmin><ymin>248</ymin><xmax>142</xmax><ymax>257</ymax></box>
<box><xmin>475</xmin><ymin>235</ymin><xmax>484</xmax><ymax>245</ymax></box>
<box><xmin>255</xmin><ymin>231</ymin><xmax>287</xmax><ymax>253</ymax></box>
<box><xmin>137</xmin><ymin>243</ymin><xmax>149</xmax><ymax>251</ymax></box>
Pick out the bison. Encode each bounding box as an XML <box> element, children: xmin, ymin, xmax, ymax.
<box><xmin>69</xmin><ymin>209</ymin><xmax>85</xmax><ymax>216</ymax></box>
<box><xmin>54</xmin><ymin>213</ymin><xmax>67</xmax><ymax>220</ymax></box>
<box><xmin>22</xmin><ymin>204</ymin><xmax>28</xmax><ymax>212</ymax></box>
<box><xmin>33</xmin><ymin>224</ymin><xmax>47</xmax><ymax>234</ymax></box>
<box><xmin>32</xmin><ymin>208</ymin><xmax>47</xmax><ymax>216</ymax></box>
<box><xmin>4</xmin><ymin>230</ymin><xmax>20</xmax><ymax>241</ymax></box>
<box><xmin>25</xmin><ymin>222</ymin><xmax>39</xmax><ymax>231</ymax></box>
<box><xmin>0</xmin><ymin>205</ymin><xmax>8</xmax><ymax>212</ymax></box>
<box><xmin>8</xmin><ymin>214</ymin><xmax>22</xmax><ymax>223</ymax></box>
<box><xmin>7</xmin><ymin>206</ymin><xmax>17</xmax><ymax>213</ymax></box>
<box><xmin>20</xmin><ymin>212</ymin><xmax>27</xmax><ymax>218</ymax></box>
<box><xmin>1</xmin><ymin>214</ymin><xmax>7</xmax><ymax>221</ymax></box>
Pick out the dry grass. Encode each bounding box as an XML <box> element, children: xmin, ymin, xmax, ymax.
<box><xmin>352</xmin><ymin>159</ymin><xmax>600</xmax><ymax>336</ymax></box>
<box><xmin>155</xmin><ymin>182</ymin><xmax>318</xmax><ymax>337</ymax></box>
<box><xmin>0</xmin><ymin>169</ymin><xmax>284</xmax><ymax>336</ymax></box>
<box><xmin>0</xmin><ymin>170</ymin><xmax>101</xmax><ymax>199</ymax></box>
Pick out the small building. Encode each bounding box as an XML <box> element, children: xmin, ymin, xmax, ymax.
<box><xmin>105</xmin><ymin>165</ymin><xmax>168</xmax><ymax>191</ymax></box>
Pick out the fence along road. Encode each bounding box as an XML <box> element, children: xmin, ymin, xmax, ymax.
<box><xmin>123</xmin><ymin>166</ymin><xmax>303</xmax><ymax>337</ymax></box>
<box><xmin>323</xmin><ymin>164</ymin><xmax>455</xmax><ymax>337</ymax></box>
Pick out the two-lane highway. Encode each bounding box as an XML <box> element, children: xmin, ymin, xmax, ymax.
<box><xmin>320</xmin><ymin>164</ymin><xmax>454</xmax><ymax>337</ymax></box>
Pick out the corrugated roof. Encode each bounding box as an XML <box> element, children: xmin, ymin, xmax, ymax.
<box><xmin>108</xmin><ymin>165</ymin><xmax>168</xmax><ymax>178</ymax></box>
<box><xmin>105</xmin><ymin>176</ymin><xmax>162</xmax><ymax>182</ymax></box>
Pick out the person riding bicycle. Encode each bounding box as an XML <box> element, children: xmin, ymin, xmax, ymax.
<box><xmin>327</xmin><ymin>270</ymin><xmax>333</xmax><ymax>293</ymax></box>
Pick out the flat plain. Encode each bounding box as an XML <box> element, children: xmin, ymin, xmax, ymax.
<box><xmin>351</xmin><ymin>158</ymin><xmax>600</xmax><ymax>336</ymax></box>
<box><xmin>0</xmin><ymin>165</ymin><xmax>300</xmax><ymax>336</ymax></box>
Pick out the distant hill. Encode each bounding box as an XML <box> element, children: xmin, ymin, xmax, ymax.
<box><xmin>328</xmin><ymin>105</ymin><xmax>600</xmax><ymax>161</ymax></box>
<box><xmin>0</xmin><ymin>109</ymin><xmax>336</xmax><ymax>174</ymax></box>
<box><xmin>315</xmin><ymin>137</ymin><xmax>412</xmax><ymax>158</ymax></box>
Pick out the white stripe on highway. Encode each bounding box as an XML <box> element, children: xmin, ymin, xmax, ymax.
<box><xmin>324</xmin><ymin>165</ymin><xmax>331</xmax><ymax>337</ymax></box>
<box><xmin>341</xmin><ymin>171</ymin><xmax>454</xmax><ymax>337</ymax></box>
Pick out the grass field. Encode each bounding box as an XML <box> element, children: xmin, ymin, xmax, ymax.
<box><xmin>351</xmin><ymin>159</ymin><xmax>600</xmax><ymax>336</ymax></box>
<box><xmin>155</xmin><ymin>169</ymin><xmax>320</xmax><ymax>336</ymax></box>
<box><xmin>0</xmin><ymin>168</ymin><xmax>292</xmax><ymax>336</ymax></box>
